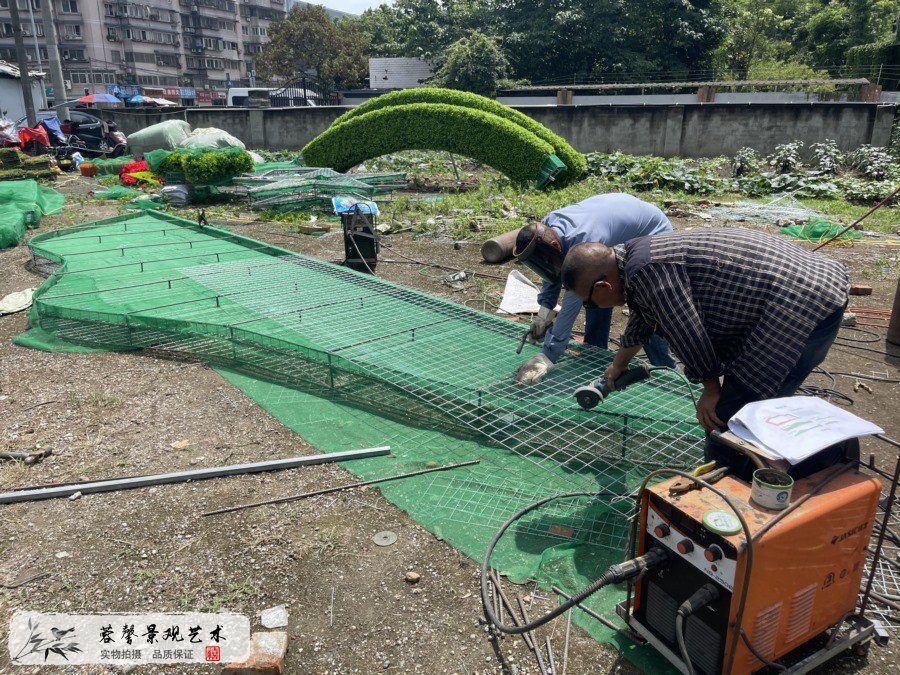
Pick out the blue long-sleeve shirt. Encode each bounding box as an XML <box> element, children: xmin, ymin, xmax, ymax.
<box><xmin>538</xmin><ymin>194</ymin><xmax>672</xmax><ymax>363</ymax></box>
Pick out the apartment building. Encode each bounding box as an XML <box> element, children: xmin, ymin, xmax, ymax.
<box><xmin>0</xmin><ymin>0</ymin><xmax>310</xmax><ymax>106</ymax></box>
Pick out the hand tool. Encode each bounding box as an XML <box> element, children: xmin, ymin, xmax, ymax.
<box><xmin>573</xmin><ymin>365</ymin><xmax>650</xmax><ymax>410</ymax></box>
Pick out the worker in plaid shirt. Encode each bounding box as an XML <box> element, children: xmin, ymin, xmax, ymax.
<box><xmin>561</xmin><ymin>228</ymin><xmax>850</xmax><ymax>475</ymax></box>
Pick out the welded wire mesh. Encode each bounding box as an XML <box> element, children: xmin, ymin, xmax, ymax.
<box><xmin>27</xmin><ymin>211</ymin><xmax>705</xmax><ymax>534</ymax></box>
<box><xmin>865</xmin><ymin>488</ymin><xmax>900</xmax><ymax>632</ymax></box>
<box><xmin>706</xmin><ymin>195</ymin><xmax>821</xmax><ymax>224</ymax></box>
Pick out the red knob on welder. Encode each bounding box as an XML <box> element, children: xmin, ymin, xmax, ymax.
<box><xmin>704</xmin><ymin>545</ymin><xmax>723</xmax><ymax>562</ymax></box>
<box><xmin>654</xmin><ymin>523</ymin><xmax>670</xmax><ymax>538</ymax></box>
<box><xmin>677</xmin><ymin>539</ymin><xmax>694</xmax><ymax>555</ymax></box>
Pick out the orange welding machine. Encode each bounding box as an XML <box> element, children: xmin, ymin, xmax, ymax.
<box><xmin>617</xmin><ymin>465</ymin><xmax>882</xmax><ymax>674</ymax></box>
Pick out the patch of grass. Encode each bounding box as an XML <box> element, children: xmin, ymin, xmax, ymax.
<box><xmin>89</xmin><ymin>391</ymin><xmax>121</xmax><ymax>407</ymax></box>
<box><xmin>205</xmin><ymin>581</ymin><xmax>262</xmax><ymax>612</ymax></box>
<box><xmin>797</xmin><ymin>198</ymin><xmax>899</xmax><ymax>234</ymax></box>
<box><xmin>314</xmin><ymin>528</ymin><xmax>343</xmax><ymax>557</ymax></box>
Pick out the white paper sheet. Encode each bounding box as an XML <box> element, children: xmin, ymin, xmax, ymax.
<box><xmin>728</xmin><ymin>396</ymin><xmax>883</xmax><ymax>464</ymax></box>
<box><xmin>497</xmin><ymin>270</ymin><xmax>542</xmax><ymax>315</ymax></box>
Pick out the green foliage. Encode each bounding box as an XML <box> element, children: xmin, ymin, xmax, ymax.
<box><xmin>156</xmin><ymin>148</ymin><xmax>254</xmax><ymax>186</ymax></box>
<box><xmin>255</xmin><ymin>4</ymin><xmax>366</xmax><ymax>90</ymax></box>
<box><xmin>430</xmin><ymin>32</ymin><xmax>510</xmax><ymax>96</ymax></box>
<box><xmin>584</xmin><ymin>145</ymin><xmax>893</xmax><ymax>204</ymax></box>
<box><xmin>810</xmin><ymin>140</ymin><xmax>843</xmax><ymax>173</ymax></box>
<box><xmin>303</xmin><ymin>102</ymin><xmax>557</xmax><ymax>187</ymax></box>
<box><xmin>845</xmin><ymin>41</ymin><xmax>891</xmax><ymax>77</ymax></box>
<box><xmin>586</xmin><ymin>152</ymin><xmax>729</xmax><ymax>195</ymax></box>
<box><xmin>334</xmin><ymin>87</ymin><xmax>585</xmax><ymax>185</ymax></box>
<box><xmin>835</xmin><ymin>177</ymin><xmax>900</xmax><ymax>204</ymax></box>
<box><xmin>767</xmin><ymin>141</ymin><xmax>804</xmax><ymax>174</ymax></box>
<box><xmin>252</xmin><ymin>149</ymin><xmax>306</xmax><ymax>164</ymax></box>
<box><xmin>746</xmin><ymin>60</ymin><xmax>834</xmax><ymax>92</ymax></box>
<box><xmin>732</xmin><ymin>147</ymin><xmax>762</xmax><ymax>177</ymax></box>
<box><xmin>845</xmin><ymin>145</ymin><xmax>896</xmax><ymax>181</ymax></box>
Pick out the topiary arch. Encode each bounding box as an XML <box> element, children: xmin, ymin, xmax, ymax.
<box><xmin>332</xmin><ymin>88</ymin><xmax>586</xmax><ymax>185</ymax></box>
<box><xmin>302</xmin><ymin>102</ymin><xmax>567</xmax><ymax>188</ymax></box>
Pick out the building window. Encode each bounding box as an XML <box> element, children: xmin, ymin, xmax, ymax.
<box><xmin>63</xmin><ymin>25</ymin><xmax>82</xmax><ymax>40</ymax></box>
<box><xmin>110</xmin><ymin>50</ymin><xmax>122</xmax><ymax>63</ymax></box>
<box><xmin>59</xmin><ymin>0</ymin><xmax>78</xmax><ymax>13</ymax></box>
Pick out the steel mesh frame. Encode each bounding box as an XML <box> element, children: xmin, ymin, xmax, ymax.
<box><xmin>27</xmin><ymin>211</ymin><xmax>705</xmax><ymax>525</ymax></box>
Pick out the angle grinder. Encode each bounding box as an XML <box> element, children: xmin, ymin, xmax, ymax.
<box><xmin>573</xmin><ymin>365</ymin><xmax>651</xmax><ymax>410</ymax></box>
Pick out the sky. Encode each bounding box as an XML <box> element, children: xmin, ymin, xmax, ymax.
<box><xmin>320</xmin><ymin>0</ymin><xmax>392</xmax><ymax>14</ymax></box>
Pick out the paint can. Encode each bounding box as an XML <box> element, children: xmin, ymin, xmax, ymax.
<box><xmin>751</xmin><ymin>468</ymin><xmax>794</xmax><ymax>510</ymax></box>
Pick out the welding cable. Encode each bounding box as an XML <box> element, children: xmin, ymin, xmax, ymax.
<box><xmin>479</xmin><ymin>491</ymin><xmax>669</xmax><ymax>634</ymax></box>
<box><xmin>837</xmin><ymin>327</ymin><xmax>884</xmax><ymax>343</ymax></box>
<box><xmin>675</xmin><ymin>584</ymin><xmax>721</xmax><ymax>675</ymax></box>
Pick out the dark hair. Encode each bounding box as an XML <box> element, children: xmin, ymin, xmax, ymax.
<box><xmin>561</xmin><ymin>243</ymin><xmax>615</xmax><ymax>292</ymax></box>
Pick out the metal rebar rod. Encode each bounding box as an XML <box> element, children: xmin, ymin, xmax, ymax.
<box><xmin>0</xmin><ymin>447</ymin><xmax>391</xmax><ymax>505</ymax></box>
<box><xmin>551</xmin><ymin>586</ymin><xmax>621</xmax><ymax>631</ymax></box>
<box><xmin>517</xmin><ymin>595</ymin><xmax>549</xmax><ymax>675</ymax></box>
<box><xmin>812</xmin><ymin>186</ymin><xmax>900</xmax><ymax>252</ymax></box>
<box><xmin>545</xmin><ymin>636</ymin><xmax>557</xmax><ymax>675</ymax></box>
<box><xmin>202</xmin><ymin>460</ymin><xmax>480</xmax><ymax>516</ymax></box>
<box><xmin>489</xmin><ymin>570</ymin><xmax>536</xmax><ymax>654</ymax></box>
<box><xmin>860</xmin><ymin>455</ymin><xmax>900</xmax><ymax>617</ymax></box>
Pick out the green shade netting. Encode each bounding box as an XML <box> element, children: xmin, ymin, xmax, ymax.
<box><xmin>780</xmin><ymin>216</ymin><xmax>861</xmax><ymax>243</ymax></box>
<box><xmin>0</xmin><ymin>179</ymin><xmax>65</xmax><ymax>249</ymax></box>
<box><xmin>253</xmin><ymin>159</ymin><xmax>307</xmax><ymax>172</ymax></box>
<box><xmin>92</xmin><ymin>155</ymin><xmax>135</xmax><ymax>175</ymax></box>
<box><xmin>92</xmin><ymin>186</ymin><xmax>145</xmax><ymax>200</ymax></box>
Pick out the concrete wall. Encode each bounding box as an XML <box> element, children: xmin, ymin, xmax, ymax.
<box><xmin>105</xmin><ymin>103</ymin><xmax>897</xmax><ymax>158</ymax></box>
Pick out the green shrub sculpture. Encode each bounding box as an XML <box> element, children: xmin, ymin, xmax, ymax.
<box><xmin>331</xmin><ymin>88</ymin><xmax>585</xmax><ymax>185</ymax></box>
<box><xmin>303</xmin><ymin>102</ymin><xmax>565</xmax><ymax>187</ymax></box>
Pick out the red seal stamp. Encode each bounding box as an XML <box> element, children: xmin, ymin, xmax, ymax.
<box><xmin>205</xmin><ymin>646</ymin><xmax>221</xmax><ymax>662</ymax></box>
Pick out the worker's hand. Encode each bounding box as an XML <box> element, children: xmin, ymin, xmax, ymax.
<box><xmin>528</xmin><ymin>306</ymin><xmax>557</xmax><ymax>343</ymax></box>
<box><xmin>515</xmin><ymin>354</ymin><xmax>554</xmax><ymax>385</ymax></box>
<box><xmin>603</xmin><ymin>362</ymin><xmax>625</xmax><ymax>390</ymax></box>
<box><xmin>696</xmin><ymin>387</ymin><xmax>724</xmax><ymax>434</ymax></box>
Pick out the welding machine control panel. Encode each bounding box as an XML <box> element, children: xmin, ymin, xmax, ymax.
<box><xmin>647</xmin><ymin>507</ymin><xmax>736</xmax><ymax>591</ymax></box>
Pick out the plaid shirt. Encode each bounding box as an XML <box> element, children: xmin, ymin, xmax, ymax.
<box><xmin>616</xmin><ymin>228</ymin><xmax>849</xmax><ymax>398</ymax></box>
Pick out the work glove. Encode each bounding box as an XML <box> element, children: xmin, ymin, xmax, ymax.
<box><xmin>528</xmin><ymin>306</ymin><xmax>557</xmax><ymax>343</ymax></box>
<box><xmin>515</xmin><ymin>353</ymin><xmax>554</xmax><ymax>385</ymax></box>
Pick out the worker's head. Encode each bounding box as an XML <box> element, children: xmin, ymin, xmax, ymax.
<box><xmin>561</xmin><ymin>243</ymin><xmax>625</xmax><ymax>308</ymax></box>
<box><xmin>513</xmin><ymin>222</ymin><xmax>564</xmax><ymax>283</ymax></box>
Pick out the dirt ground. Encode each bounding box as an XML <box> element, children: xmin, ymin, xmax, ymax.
<box><xmin>1</xmin><ymin>177</ymin><xmax>899</xmax><ymax>674</ymax></box>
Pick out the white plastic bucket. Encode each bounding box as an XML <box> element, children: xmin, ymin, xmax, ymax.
<box><xmin>751</xmin><ymin>469</ymin><xmax>794</xmax><ymax>510</ymax></box>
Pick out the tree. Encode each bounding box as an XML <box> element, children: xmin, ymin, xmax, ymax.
<box><xmin>747</xmin><ymin>59</ymin><xmax>834</xmax><ymax>92</ymax></box>
<box><xmin>430</xmin><ymin>32</ymin><xmax>511</xmax><ymax>95</ymax></box>
<box><xmin>255</xmin><ymin>5</ymin><xmax>367</xmax><ymax>91</ymax></box>
<box><xmin>348</xmin><ymin>5</ymin><xmax>405</xmax><ymax>58</ymax></box>
<box><xmin>713</xmin><ymin>0</ymin><xmax>794</xmax><ymax>77</ymax></box>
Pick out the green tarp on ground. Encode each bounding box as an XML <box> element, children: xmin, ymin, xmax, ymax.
<box><xmin>0</xmin><ymin>179</ymin><xmax>65</xmax><ymax>249</ymax></box>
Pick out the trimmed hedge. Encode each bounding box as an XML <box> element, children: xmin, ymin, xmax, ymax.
<box><xmin>303</xmin><ymin>103</ymin><xmax>556</xmax><ymax>186</ymax></box>
<box><xmin>154</xmin><ymin>147</ymin><xmax>254</xmax><ymax>185</ymax></box>
<box><xmin>329</xmin><ymin>87</ymin><xmax>586</xmax><ymax>186</ymax></box>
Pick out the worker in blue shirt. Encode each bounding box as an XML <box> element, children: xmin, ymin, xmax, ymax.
<box><xmin>514</xmin><ymin>193</ymin><xmax>676</xmax><ymax>384</ymax></box>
